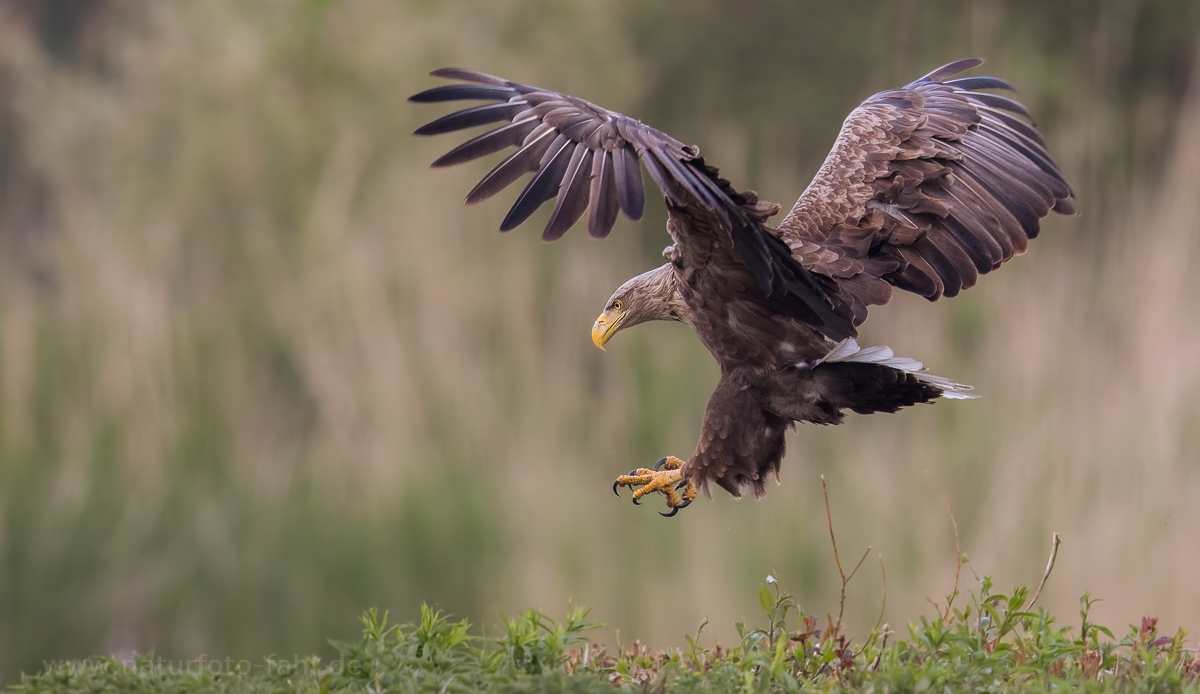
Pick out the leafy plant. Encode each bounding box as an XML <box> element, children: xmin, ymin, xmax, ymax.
<box><xmin>11</xmin><ymin>575</ymin><xmax>1200</xmax><ymax>693</ymax></box>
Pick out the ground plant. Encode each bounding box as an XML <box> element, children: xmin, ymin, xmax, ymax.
<box><xmin>12</xmin><ymin>578</ymin><xmax>1199</xmax><ymax>693</ymax></box>
<box><xmin>12</xmin><ymin>490</ymin><xmax>1199</xmax><ymax>693</ymax></box>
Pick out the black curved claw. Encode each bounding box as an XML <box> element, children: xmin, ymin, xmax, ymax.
<box><xmin>627</xmin><ymin>468</ymin><xmax>641</xmax><ymax>477</ymax></box>
<box><xmin>659</xmin><ymin>506</ymin><xmax>679</xmax><ymax>518</ymax></box>
<box><xmin>613</xmin><ymin>480</ymin><xmax>622</xmax><ymax>497</ymax></box>
<box><xmin>632</xmin><ymin>495</ymin><xmax>641</xmax><ymax>506</ymax></box>
<box><xmin>654</xmin><ymin>457</ymin><xmax>669</xmax><ymax>471</ymax></box>
<box><xmin>675</xmin><ymin>481</ymin><xmax>688</xmax><ymax>490</ymax></box>
<box><xmin>676</xmin><ymin>498</ymin><xmax>692</xmax><ymax>510</ymax></box>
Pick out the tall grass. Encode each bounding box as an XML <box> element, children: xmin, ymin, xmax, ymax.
<box><xmin>0</xmin><ymin>0</ymin><xmax>1198</xmax><ymax>683</ymax></box>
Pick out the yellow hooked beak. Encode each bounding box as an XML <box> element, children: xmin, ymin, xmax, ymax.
<box><xmin>591</xmin><ymin>310</ymin><xmax>627</xmax><ymax>350</ymax></box>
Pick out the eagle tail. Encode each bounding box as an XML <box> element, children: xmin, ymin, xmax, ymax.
<box><xmin>816</xmin><ymin>338</ymin><xmax>978</xmax><ymax>401</ymax></box>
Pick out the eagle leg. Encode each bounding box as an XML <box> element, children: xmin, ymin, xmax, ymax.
<box><xmin>612</xmin><ymin>456</ymin><xmax>698</xmax><ymax>515</ymax></box>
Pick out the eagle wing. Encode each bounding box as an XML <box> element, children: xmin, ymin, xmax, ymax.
<box><xmin>411</xmin><ymin>69</ymin><xmax>855</xmax><ymax>340</ymax></box>
<box><xmin>778</xmin><ymin>58</ymin><xmax>1076</xmax><ymax>325</ymax></box>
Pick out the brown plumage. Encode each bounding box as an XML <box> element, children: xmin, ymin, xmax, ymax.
<box><xmin>412</xmin><ymin>59</ymin><xmax>1074</xmax><ymax>511</ymax></box>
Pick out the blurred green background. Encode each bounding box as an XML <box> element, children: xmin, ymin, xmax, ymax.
<box><xmin>1</xmin><ymin>0</ymin><xmax>1199</xmax><ymax>683</ymax></box>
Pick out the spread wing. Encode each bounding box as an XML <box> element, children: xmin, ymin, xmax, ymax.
<box><xmin>412</xmin><ymin>68</ymin><xmax>855</xmax><ymax>339</ymax></box>
<box><xmin>778</xmin><ymin>58</ymin><xmax>1076</xmax><ymax>325</ymax></box>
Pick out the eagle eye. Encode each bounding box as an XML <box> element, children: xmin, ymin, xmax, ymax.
<box><xmin>612</xmin><ymin>300</ymin><xmax>623</xmax><ymax>311</ymax></box>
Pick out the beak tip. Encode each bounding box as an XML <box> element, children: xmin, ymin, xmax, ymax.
<box><xmin>591</xmin><ymin>322</ymin><xmax>609</xmax><ymax>350</ymax></box>
<box><xmin>592</xmin><ymin>311</ymin><xmax>624</xmax><ymax>350</ymax></box>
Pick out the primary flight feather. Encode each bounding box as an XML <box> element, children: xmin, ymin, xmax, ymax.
<box><xmin>412</xmin><ymin>59</ymin><xmax>1074</xmax><ymax>515</ymax></box>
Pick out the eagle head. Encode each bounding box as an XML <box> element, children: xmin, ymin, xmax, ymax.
<box><xmin>591</xmin><ymin>263</ymin><xmax>686</xmax><ymax>349</ymax></box>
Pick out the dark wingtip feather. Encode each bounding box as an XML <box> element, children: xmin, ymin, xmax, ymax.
<box><xmin>969</xmin><ymin>92</ymin><xmax>1034</xmax><ymax>121</ymax></box>
<box><xmin>499</xmin><ymin>137</ymin><xmax>573</xmax><ymax>231</ymax></box>
<box><xmin>945</xmin><ymin>76</ymin><xmax>1015</xmax><ymax>92</ymax></box>
<box><xmin>430</xmin><ymin>119</ymin><xmax>537</xmax><ymax>168</ymax></box>
<box><xmin>1053</xmin><ymin>197</ymin><xmax>1079</xmax><ymax>216</ymax></box>
<box><xmin>463</xmin><ymin>126</ymin><xmax>556</xmax><ymax>205</ymax></box>
<box><xmin>428</xmin><ymin>67</ymin><xmax>509</xmax><ymax>85</ymax></box>
<box><xmin>614</xmin><ymin>146</ymin><xmax>644</xmax><ymax>220</ymax></box>
<box><xmin>923</xmin><ymin>58</ymin><xmax>984</xmax><ymax>83</ymax></box>
<box><xmin>413</xmin><ymin>102</ymin><xmax>526</xmax><ymax>136</ymax></box>
<box><xmin>542</xmin><ymin>146</ymin><xmax>593</xmax><ymax>241</ymax></box>
<box><xmin>409</xmin><ymin>84</ymin><xmax>514</xmax><ymax>103</ymax></box>
<box><xmin>587</xmin><ymin>150</ymin><xmax>620</xmax><ymax>238</ymax></box>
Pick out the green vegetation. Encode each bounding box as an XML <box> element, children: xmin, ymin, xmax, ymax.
<box><xmin>11</xmin><ymin>579</ymin><xmax>1199</xmax><ymax>693</ymax></box>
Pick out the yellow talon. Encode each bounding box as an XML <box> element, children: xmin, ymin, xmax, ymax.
<box><xmin>613</xmin><ymin>456</ymin><xmax>698</xmax><ymax>515</ymax></box>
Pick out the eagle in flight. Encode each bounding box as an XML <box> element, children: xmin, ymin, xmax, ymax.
<box><xmin>412</xmin><ymin>59</ymin><xmax>1074</xmax><ymax>516</ymax></box>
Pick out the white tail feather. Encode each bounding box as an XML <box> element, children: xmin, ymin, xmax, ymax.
<box><xmin>813</xmin><ymin>339</ymin><xmax>978</xmax><ymax>400</ymax></box>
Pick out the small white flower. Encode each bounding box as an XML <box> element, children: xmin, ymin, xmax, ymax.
<box><xmin>766</xmin><ymin>574</ymin><xmax>777</xmax><ymax>584</ymax></box>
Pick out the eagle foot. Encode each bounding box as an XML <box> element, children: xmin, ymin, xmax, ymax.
<box><xmin>612</xmin><ymin>456</ymin><xmax>697</xmax><ymax>516</ymax></box>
